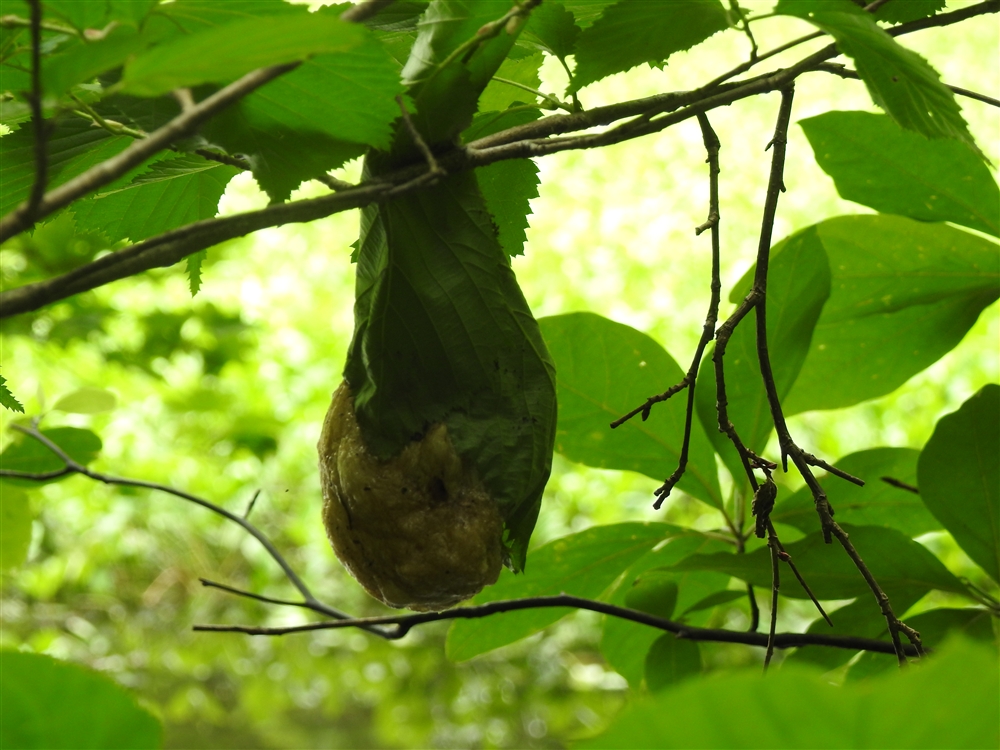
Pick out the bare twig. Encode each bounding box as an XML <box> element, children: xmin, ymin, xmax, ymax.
<box><xmin>192</xmin><ymin>593</ymin><xmax>921</xmax><ymax>658</ymax></box>
<box><xmin>395</xmin><ymin>95</ymin><xmax>443</xmax><ymax>176</ymax></box>
<box><xmin>880</xmin><ymin>476</ymin><xmax>920</xmax><ymax>494</ymax></box>
<box><xmin>812</xmin><ymin>62</ymin><xmax>1000</xmax><ymax>108</ymax></box>
<box><xmin>765</xmin><ymin>532</ymin><xmax>781</xmax><ymax>669</ymax></box>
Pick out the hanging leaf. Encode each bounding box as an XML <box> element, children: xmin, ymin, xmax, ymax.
<box><xmin>52</xmin><ymin>387</ymin><xmax>117</xmax><ymax>414</ymax></box>
<box><xmin>776</xmin><ymin>0</ymin><xmax>977</xmax><ymax>151</ymax></box>
<box><xmin>523</xmin><ymin>1</ymin><xmax>580</xmax><ymax>59</ymax></box>
<box><xmin>800</xmin><ymin>111</ymin><xmax>999</xmax><ymax>237</ymax></box>
<box><xmin>0</xmin><ymin>375</ymin><xmax>24</xmax><ymax>413</ymax></box>
<box><xmin>571</xmin><ymin>0</ymin><xmax>730</xmax><ymax>92</ymax></box>
<box><xmin>645</xmin><ymin>636</ymin><xmax>702</xmax><ymax>692</ymax></box>
<box><xmin>918</xmin><ymin>385</ymin><xmax>1000</xmax><ymax>584</ymax></box>
<box><xmin>539</xmin><ymin>312</ymin><xmax>723</xmax><ymax>509</ymax></box>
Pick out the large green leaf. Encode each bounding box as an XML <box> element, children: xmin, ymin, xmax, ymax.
<box><xmin>346</xmin><ymin>170</ymin><xmax>556</xmax><ymax>571</ymax></box>
<box><xmin>696</xmin><ymin>227</ymin><xmax>831</xmax><ymax>484</ymax></box>
<box><xmin>918</xmin><ymin>385</ymin><xmax>1000</xmax><ymax>584</ymax></box>
<box><xmin>539</xmin><ymin>312</ymin><xmax>723</xmax><ymax>509</ymax></box>
<box><xmin>576</xmin><ymin>638</ymin><xmax>999</xmax><ymax>749</ymax></box>
<box><xmin>776</xmin><ymin>0</ymin><xmax>976</xmax><ymax>151</ymax></box>
<box><xmin>800</xmin><ymin>112</ymin><xmax>999</xmax><ymax>237</ymax></box>
<box><xmin>0</xmin><ymin>482</ymin><xmax>32</xmax><ymax>571</ymax></box>
<box><xmin>772</xmin><ymin>447</ymin><xmax>941</xmax><ymax>538</ymax></box>
<box><xmin>872</xmin><ymin>0</ymin><xmax>945</xmax><ymax>24</ymax></box>
<box><xmin>0</xmin><ymin>651</ymin><xmax>162</xmax><ymax>749</ymax></box>
<box><xmin>671</xmin><ymin>524</ymin><xmax>966</xmax><ymax>601</ymax></box>
<box><xmin>120</xmin><ymin>11</ymin><xmax>369</xmax><ymax>96</ymax></box>
<box><xmin>0</xmin><ymin>427</ymin><xmax>102</xmax><ymax>486</ymax></box>
<box><xmin>0</xmin><ymin>117</ymin><xmax>130</xmax><ymax>217</ymax></box>
<box><xmin>782</xmin><ymin>216</ymin><xmax>999</xmax><ymax>413</ymax></box>
<box><xmin>645</xmin><ymin>635</ymin><xmax>702</xmax><ymax>692</ymax></box>
<box><xmin>600</xmin><ymin>533</ymin><xmax>731</xmax><ymax>688</ymax></box>
<box><xmin>445</xmin><ymin>522</ymin><xmax>672</xmax><ymax>661</ymax></box>
<box><xmin>571</xmin><ymin>0</ymin><xmax>729</xmax><ymax>92</ymax></box>
<box><xmin>42</xmin><ymin>26</ymin><xmax>151</xmax><ymax>96</ymax></box>
<box><xmin>70</xmin><ymin>156</ymin><xmax>238</xmax><ymax>244</ymax></box>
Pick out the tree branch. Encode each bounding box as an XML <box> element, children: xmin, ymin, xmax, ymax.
<box><xmin>812</xmin><ymin>62</ymin><xmax>1000</xmax><ymax>108</ymax></box>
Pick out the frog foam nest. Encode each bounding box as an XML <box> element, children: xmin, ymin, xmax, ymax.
<box><xmin>318</xmin><ymin>382</ymin><xmax>504</xmax><ymax>611</ymax></box>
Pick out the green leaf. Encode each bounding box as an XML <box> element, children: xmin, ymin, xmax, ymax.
<box><xmin>0</xmin><ymin>483</ymin><xmax>32</xmax><ymax>570</ymax></box>
<box><xmin>776</xmin><ymin>0</ymin><xmax>976</xmax><ymax>151</ymax></box>
<box><xmin>120</xmin><ymin>12</ymin><xmax>369</xmax><ymax>96</ymax></box>
<box><xmin>464</xmin><ymin>108</ymin><xmax>541</xmax><ymax>258</ymax></box>
<box><xmin>52</xmin><ymin>387</ymin><xmax>117</xmax><ymax>414</ymax></box>
<box><xmin>918</xmin><ymin>385</ymin><xmax>1000</xmax><ymax>584</ymax></box>
<box><xmin>600</xmin><ymin>534</ymin><xmax>731</xmax><ymax>688</ymax></box>
<box><xmin>577</xmin><ymin>637</ymin><xmax>999</xmax><ymax>749</ymax></box>
<box><xmin>800</xmin><ymin>111</ymin><xmax>999</xmax><ymax>237</ymax></box>
<box><xmin>645</xmin><ymin>635</ymin><xmax>702</xmax><ymax>692</ymax></box>
<box><xmin>571</xmin><ymin>0</ymin><xmax>729</xmax><ymax>92</ymax></box>
<box><xmin>44</xmin><ymin>0</ymin><xmax>158</xmax><ymax>31</ymax></box>
<box><xmin>478</xmin><ymin>51</ymin><xmax>543</xmax><ymax>114</ymax></box>
<box><xmin>347</xmin><ymin>170</ymin><xmax>556</xmax><ymax>571</ymax></box>
<box><xmin>771</xmin><ymin>447</ymin><xmax>941</xmax><ymax>537</ymax></box>
<box><xmin>697</xmin><ymin>227</ymin><xmax>831</xmax><ymax>484</ymax></box>
<box><xmin>187</xmin><ymin>250</ymin><xmax>206</xmax><ymax>296</ymax></box>
<box><xmin>781</xmin><ymin>216</ymin><xmax>1000</xmax><ymax>414</ymax></box>
<box><xmin>846</xmin><ymin>607</ymin><xmax>998</xmax><ymax>680</ymax></box>
<box><xmin>0</xmin><ymin>375</ymin><xmax>24</xmax><ymax>413</ymax></box>
<box><xmin>446</xmin><ymin>522</ymin><xmax>672</xmax><ymax>661</ymax></box>
<box><xmin>0</xmin><ymin>427</ymin><xmax>101</xmax><ymax>486</ymax></box>
<box><xmin>624</xmin><ymin>573</ymin><xmax>678</xmax><ymax>619</ymax></box>
<box><xmin>539</xmin><ymin>312</ymin><xmax>723</xmax><ymax>509</ymax></box>
<box><xmin>671</xmin><ymin>524</ymin><xmax>966</xmax><ymax>601</ymax></box>
<box><xmin>70</xmin><ymin>156</ymin><xmax>238</xmax><ymax>244</ymax></box>
<box><xmin>560</xmin><ymin>1</ymin><xmax>617</xmax><ymax>29</ymax></box>
<box><xmin>523</xmin><ymin>1</ymin><xmax>580</xmax><ymax>58</ymax></box>
<box><xmin>42</xmin><ymin>25</ymin><xmax>150</xmax><ymax>96</ymax></box>
<box><xmin>0</xmin><ymin>651</ymin><xmax>162</xmax><ymax>749</ymax></box>
<box><xmin>0</xmin><ymin>116</ymin><xmax>130</xmax><ymax>217</ymax></box>
<box><xmin>872</xmin><ymin>0</ymin><xmax>945</xmax><ymax>25</ymax></box>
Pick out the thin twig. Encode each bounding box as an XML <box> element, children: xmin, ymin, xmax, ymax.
<box><xmin>395</xmin><ymin>95</ymin><xmax>443</xmax><ymax>176</ymax></box>
<box><xmin>192</xmin><ymin>593</ymin><xmax>921</xmax><ymax>657</ymax></box>
<box><xmin>880</xmin><ymin>476</ymin><xmax>920</xmax><ymax>494</ymax></box>
<box><xmin>764</xmin><ymin>533</ymin><xmax>780</xmax><ymax>669</ymax></box>
<box><xmin>746</xmin><ymin>583</ymin><xmax>760</xmax><ymax>632</ymax></box>
<box><xmin>812</xmin><ymin>62</ymin><xmax>1000</xmax><ymax>108</ymax></box>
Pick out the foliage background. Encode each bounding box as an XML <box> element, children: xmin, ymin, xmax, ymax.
<box><xmin>0</xmin><ymin>2</ymin><xmax>997</xmax><ymax>747</ymax></box>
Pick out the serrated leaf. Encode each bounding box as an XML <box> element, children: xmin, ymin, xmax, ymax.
<box><xmin>187</xmin><ymin>251</ymin><xmax>206</xmax><ymax>296</ymax></box>
<box><xmin>780</xmin><ymin>216</ymin><xmax>999</xmax><ymax>413</ymax></box>
<box><xmin>445</xmin><ymin>523</ymin><xmax>673</xmax><ymax>661</ymax></box>
<box><xmin>671</xmin><ymin>524</ymin><xmax>966</xmax><ymax>601</ymax></box>
<box><xmin>0</xmin><ymin>651</ymin><xmax>162</xmax><ymax>749</ymax></box>
<box><xmin>539</xmin><ymin>312</ymin><xmax>723</xmax><ymax>509</ymax></box>
<box><xmin>872</xmin><ymin>0</ymin><xmax>945</xmax><ymax>25</ymax></box>
<box><xmin>0</xmin><ymin>116</ymin><xmax>131</xmax><ymax>217</ymax></box>
<box><xmin>771</xmin><ymin>447</ymin><xmax>941</xmax><ymax>537</ymax></box>
<box><xmin>0</xmin><ymin>427</ymin><xmax>101</xmax><ymax>486</ymax></box>
<box><xmin>645</xmin><ymin>635</ymin><xmax>702</xmax><ymax>692</ymax></box>
<box><xmin>120</xmin><ymin>12</ymin><xmax>369</xmax><ymax>97</ymax></box>
<box><xmin>70</xmin><ymin>155</ymin><xmax>239</xmax><ymax>244</ymax></box>
<box><xmin>571</xmin><ymin>0</ymin><xmax>729</xmax><ymax>92</ymax></box>
<box><xmin>578</xmin><ymin>638</ymin><xmax>999</xmax><ymax>750</ymax></box>
<box><xmin>0</xmin><ymin>375</ymin><xmax>24</xmax><ymax>413</ymax></box>
<box><xmin>918</xmin><ymin>385</ymin><xmax>1000</xmax><ymax>584</ymax></box>
<box><xmin>560</xmin><ymin>0</ymin><xmax>619</xmax><ymax>29</ymax></box>
<box><xmin>801</xmin><ymin>111</ymin><xmax>999</xmax><ymax>237</ymax></box>
<box><xmin>0</xmin><ymin>482</ymin><xmax>32</xmax><ymax>570</ymax></box>
<box><xmin>523</xmin><ymin>1</ymin><xmax>580</xmax><ymax>58</ymax></box>
<box><xmin>464</xmin><ymin>108</ymin><xmax>541</xmax><ymax>258</ymax></box>
<box><xmin>52</xmin><ymin>387</ymin><xmax>117</xmax><ymax>414</ymax></box>
<box><xmin>776</xmin><ymin>0</ymin><xmax>976</xmax><ymax>151</ymax></box>
<box><xmin>696</xmin><ymin>227</ymin><xmax>831</xmax><ymax>485</ymax></box>
<box><xmin>479</xmin><ymin>52</ymin><xmax>543</xmax><ymax>113</ymax></box>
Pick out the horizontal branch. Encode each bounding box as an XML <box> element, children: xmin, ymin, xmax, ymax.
<box><xmin>0</xmin><ymin>0</ymin><xmax>995</xmax><ymax>318</ymax></box>
<box><xmin>193</xmin><ymin>593</ymin><xmax>921</xmax><ymax>657</ymax></box>
<box><xmin>813</xmin><ymin>62</ymin><xmax>1000</xmax><ymax>108</ymax></box>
